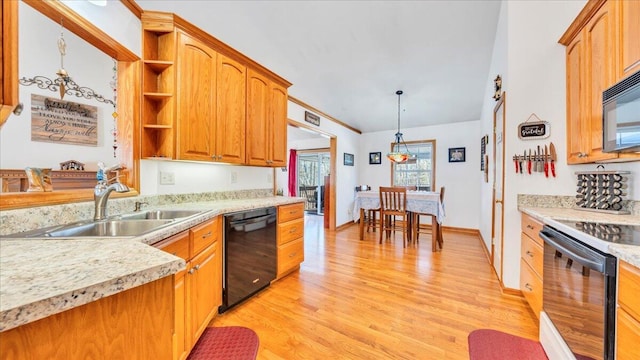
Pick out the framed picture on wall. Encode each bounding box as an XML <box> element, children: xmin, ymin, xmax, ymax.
<box><xmin>344</xmin><ymin>153</ymin><xmax>354</xmax><ymax>166</ymax></box>
<box><xmin>448</xmin><ymin>147</ymin><xmax>466</xmax><ymax>163</ymax></box>
<box><xmin>369</xmin><ymin>152</ymin><xmax>381</xmax><ymax>165</ymax></box>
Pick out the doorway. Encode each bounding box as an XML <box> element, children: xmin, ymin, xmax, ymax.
<box><xmin>298</xmin><ymin>152</ymin><xmax>330</xmax><ymax>214</ymax></box>
<box><xmin>491</xmin><ymin>94</ymin><xmax>506</xmax><ymax>281</ymax></box>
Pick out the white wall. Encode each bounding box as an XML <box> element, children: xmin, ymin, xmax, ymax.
<box><xmin>359</xmin><ymin>120</ymin><xmax>481</xmax><ymax>229</ymax></box>
<box><xmin>480</xmin><ymin>0</ymin><xmax>640</xmax><ymax>290</ymax></box>
<box><xmin>287</xmin><ymin>103</ymin><xmax>361</xmax><ymax>226</ymax></box>
<box><xmin>1</xmin><ymin>3</ymin><xmax>116</xmax><ymax>171</ymax></box>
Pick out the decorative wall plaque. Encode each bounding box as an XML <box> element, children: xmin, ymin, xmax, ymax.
<box><xmin>304</xmin><ymin>111</ymin><xmax>320</xmax><ymax>126</ymax></box>
<box><xmin>30</xmin><ymin>94</ymin><xmax>98</xmax><ymax>146</ymax></box>
<box><xmin>518</xmin><ymin>113</ymin><xmax>550</xmax><ymax>140</ymax></box>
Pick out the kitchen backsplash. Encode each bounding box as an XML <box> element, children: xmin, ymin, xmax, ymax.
<box><xmin>0</xmin><ymin>189</ymin><xmax>274</xmax><ymax>236</ymax></box>
<box><xmin>518</xmin><ymin>194</ymin><xmax>640</xmax><ymax>216</ymax></box>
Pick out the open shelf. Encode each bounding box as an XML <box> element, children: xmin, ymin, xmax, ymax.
<box><xmin>144</xmin><ymin>60</ymin><xmax>173</xmax><ymax>72</ymax></box>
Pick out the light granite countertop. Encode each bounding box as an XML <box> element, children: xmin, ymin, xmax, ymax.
<box><xmin>519</xmin><ymin>206</ymin><xmax>640</xmax><ymax>268</ymax></box>
<box><xmin>0</xmin><ymin>196</ymin><xmax>304</xmax><ymax>332</ymax></box>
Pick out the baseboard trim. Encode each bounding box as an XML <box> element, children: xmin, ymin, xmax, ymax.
<box><xmin>336</xmin><ymin>221</ymin><xmax>355</xmax><ymax>231</ymax></box>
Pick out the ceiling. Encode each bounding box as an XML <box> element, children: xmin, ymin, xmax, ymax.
<box><xmin>138</xmin><ymin>0</ymin><xmax>502</xmax><ymax>133</ymax></box>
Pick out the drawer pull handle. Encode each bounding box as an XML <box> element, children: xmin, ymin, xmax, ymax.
<box><xmin>289</xmin><ymin>228</ymin><xmax>297</xmax><ymax>233</ymax></box>
<box><xmin>201</xmin><ymin>231</ymin><xmax>212</xmax><ymax>239</ymax></box>
<box><xmin>525</xmin><ymin>283</ymin><xmax>533</xmax><ymax>291</ymax></box>
<box><xmin>526</xmin><ymin>250</ymin><xmax>534</xmax><ymax>257</ymax></box>
<box><xmin>252</xmin><ymin>278</ymin><xmax>260</xmax><ymax>284</ymax></box>
<box><xmin>526</xmin><ymin>225</ymin><xmax>534</xmax><ymax>229</ymax></box>
<box><xmin>188</xmin><ymin>268</ymin><xmax>196</xmax><ymax>275</ymax></box>
<box><xmin>289</xmin><ymin>252</ymin><xmax>297</xmax><ymax>258</ymax></box>
<box><xmin>289</xmin><ymin>211</ymin><xmax>297</xmax><ymax>214</ymax></box>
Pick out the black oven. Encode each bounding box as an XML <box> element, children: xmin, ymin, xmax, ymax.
<box><xmin>540</xmin><ymin>225</ymin><xmax>617</xmax><ymax>360</ymax></box>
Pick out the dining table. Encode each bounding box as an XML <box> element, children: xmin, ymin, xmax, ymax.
<box><xmin>353</xmin><ymin>190</ymin><xmax>445</xmax><ymax>251</ymax></box>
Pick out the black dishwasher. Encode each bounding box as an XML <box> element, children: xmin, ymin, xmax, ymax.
<box><xmin>219</xmin><ymin>207</ymin><xmax>277</xmax><ymax>313</ymax></box>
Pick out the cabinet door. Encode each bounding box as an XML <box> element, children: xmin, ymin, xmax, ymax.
<box><xmin>177</xmin><ymin>32</ymin><xmax>217</xmax><ymax>162</ymax></box>
<box><xmin>246</xmin><ymin>70</ymin><xmax>270</xmax><ymax>166</ymax></box>
<box><xmin>619</xmin><ymin>0</ymin><xmax>640</xmax><ymax>79</ymax></box>
<box><xmin>269</xmin><ymin>82</ymin><xmax>288</xmax><ymax>167</ymax></box>
<box><xmin>0</xmin><ymin>0</ymin><xmax>19</xmax><ymax>127</ymax></box>
<box><xmin>566</xmin><ymin>35</ymin><xmax>587</xmax><ymax>164</ymax></box>
<box><xmin>215</xmin><ymin>54</ymin><xmax>246</xmax><ymax>164</ymax></box>
<box><xmin>188</xmin><ymin>241</ymin><xmax>221</xmax><ymax>347</ymax></box>
<box><xmin>583</xmin><ymin>3</ymin><xmax>618</xmax><ymax>162</ymax></box>
<box><xmin>173</xmin><ymin>270</ymin><xmax>188</xmax><ymax>360</ymax></box>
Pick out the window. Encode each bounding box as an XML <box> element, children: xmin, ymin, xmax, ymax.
<box><xmin>391</xmin><ymin>140</ymin><xmax>435</xmax><ymax>191</ymax></box>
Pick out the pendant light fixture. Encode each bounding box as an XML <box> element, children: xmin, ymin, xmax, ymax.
<box><xmin>387</xmin><ymin>90</ymin><xmax>412</xmax><ymax>163</ymax></box>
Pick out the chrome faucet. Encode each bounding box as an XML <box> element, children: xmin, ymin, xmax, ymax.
<box><xmin>94</xmin><ymin>163</ymin><xmax>130</xmax><ymax>221</ymax></box>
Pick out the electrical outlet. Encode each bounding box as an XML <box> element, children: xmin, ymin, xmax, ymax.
<box><xmin>347</xmin><ymin>209</ymin><xmax>353</xmax><ymax>217</ymax></box>
<box><xmin>230</xmin><ymin>171</ymin><xmax>238</xmax><ymax>184</ymax></box>
<box><xmin>159</xmin><ymin>171</ymin><xmax>175</xmax><ymax>185</ymax></box>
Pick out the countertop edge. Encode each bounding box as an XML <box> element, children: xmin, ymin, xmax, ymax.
<box><xmin>0</xmin><ymin>197</ymin><xmax>305</xmax><ymax>332</ymax></box>
<box><xmin>519</xmin><ymin>206</ymin><xmax>640</xmax><ymax>268</ymax></box>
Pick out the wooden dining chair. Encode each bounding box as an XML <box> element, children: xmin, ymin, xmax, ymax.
<box><xmin>413</xmin><ymin>186</ymin><xmax>445</xmax><ymax>251</ymax></box>
<box><xmin>355</xmin><ymin>186</ymin><xmax>379</xmax><ymax>233</ymax></box>
<box><xmin>379</xmin><ymin>186</ymin><xmax>409</xmax><ymax>247</ymax></box>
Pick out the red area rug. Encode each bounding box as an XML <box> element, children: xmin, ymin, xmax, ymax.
<box><xmin>468</xmin><ymin>329</ymin><xmax>548</xmax><ymax>360</ymax></box>
<box><xmin>187</xmin><ymin>326</ymin><xmax>259</xmax><ymax>360</ymax></box>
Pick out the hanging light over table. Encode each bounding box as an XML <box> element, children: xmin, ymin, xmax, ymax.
<box><xmin>387</xmin><ymin>90</ymin><xmax>412</xmax><ymax>163</ymax></box>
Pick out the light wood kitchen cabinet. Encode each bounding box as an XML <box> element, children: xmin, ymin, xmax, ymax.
<box><xmin>560</xmin><ymin>0</ymin><xmax>640</xmax><ymax>164</ymax></box>
<box><xmin>175</xmin><ymin>32</ymin><xmax>246</xmax><ymax>164</ymax></box>
<box><xmin>0</xmin><ymin>0</ymin><xmax>19</xmax><ymax>128</ymax></box>
<box><xmin>276</xmin><ymin>202</ymin><xmax>305</xmax><ymax>279</ymax></box>
<box><xmin>0</xmin><ymin>276</ymin><xmax>174</xmax><ymax>360</ymax></box>
<box><xmin>246</xmin><ymin>69</ymin><xmax>288</xmax><ymax>167</ymax></box>
<box><xmin>617</xmin><ymin>260</ymin><xmax>640</xmax><ymax>360</ymax></box>
<box><xmin>520</xmin><ymin>213</ymin><xmax>543</xmax><ymax>319</ymax></box>
<box><xmin>141</xmin><ymin>12</ymin><xmax>176</xmax><ymax>159</ymax></box>
<box><xmin>616</xmin><ymin>0</ymin><xmax>640</xmax><ymax>79</ymax></box>
<box><xmin>176</xmin><ymin>32</ymin><xmax>217</xmax><ymax>162</ymax></box>
<box><xmin>156</xmin><ymin>217</ymin><xmax>221</xmax><ymax>360</ymax></box>
<box><xmin>141</xmin><ymin>11</ymin><xmax>290</xmax><ymax>167</ymax></box>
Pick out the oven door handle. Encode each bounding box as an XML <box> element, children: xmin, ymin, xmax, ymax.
<box><xmin>539</xmin><ymin>230</ymin><xmax>606</xmax><ymax>273</ymax></box>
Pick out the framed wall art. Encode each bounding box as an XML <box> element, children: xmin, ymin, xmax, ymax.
<box><xmin>448</xmin><ymin>147</ymin><xmax>466</xmax><ymax>163</ymax></box>
<box><xmin>344</xmin><ymin>153</ymin><xmax>354</xmax><ymax>166</ymax></box>
<box><xmin>369</xmin><ymin>152</ymin><xmax>381</xmax><ymax>165</ymax></box>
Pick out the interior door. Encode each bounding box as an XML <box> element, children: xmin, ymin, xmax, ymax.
<box><xmin>492</xmin><ymin>95</ymin><xmax>505</xmax><ymax>281</ymax></box>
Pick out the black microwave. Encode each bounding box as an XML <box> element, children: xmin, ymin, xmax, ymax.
<box><xmin>602</xmin><ymin>70</ymin><xmax>640</xmax><ymax>153</ymax></box>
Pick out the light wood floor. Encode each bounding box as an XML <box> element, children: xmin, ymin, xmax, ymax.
<box><xmin>212</xmin><ymin>215</ymin><xmax>539</xmax><ymax>359</ymax></box>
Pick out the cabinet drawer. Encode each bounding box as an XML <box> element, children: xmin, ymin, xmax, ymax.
<box><xmin>155</xmin><ymin>230</ymin><xmax>190</xmax><ymax>260</ymax></box>
<box><xmin>617</xmin><ymin>307</ymin><xmax>640</xmax><ymax>360</ymax></box>
<box><xmin>520</xmin><ymin>258</ymin><xmax>542</xmax><ymax>319</ymax></box>
<box><xmin>277</xmin><ymin>218</ymin><xmax>304</xmax><ymax>245</ymax></box>
<box><xmin>278</xmin><ymin>238</ymin><xmax>304</xmax><ymax>277</ymax></box>
<box><xmin>619</xmin><ymin>261</ymin><xmax>640</xmax><ymax>321</ymax></box>
<box><xmin>521</xmin><ymin>233</ymin><xmax>543</xmax><ymax>276</ymax></box>
<box><xmin>191</xmin><ymin>217</ymin><xmax>218</xmax><ymax>256</ymax></box>
<box><xmin>521</xmin><ymin>213</ymin><xmax>543</xmax><ymax>245</ymax></box>
<box><xmin>278</xmin><ymin>203</ymin><xmax>304</xmax><ymax>223</ymax></box>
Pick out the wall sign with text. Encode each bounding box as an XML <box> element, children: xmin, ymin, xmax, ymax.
<box><xmin>518</xmin><ymin>121</ymin><xmax>549</xmax><ymax>140</ymax></box>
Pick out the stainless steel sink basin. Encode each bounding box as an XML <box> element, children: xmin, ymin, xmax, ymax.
<box><xmin>4</xmin><ymin>219</ymin><xmax>175</xmax><ymax>238</ymax></box>
<box><xmin>120</xmin><ymin>210</ymin><xmax>202</xmax><ymax>220</ymax></box>
<box><xmin>44</xmin><ymin>219</ymin><xmax>175</xmax><ymax>237</ymax></box>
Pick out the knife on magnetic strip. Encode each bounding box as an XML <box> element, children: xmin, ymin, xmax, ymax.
<box><xmin>549</xmin><ymin>142</ymin><xmax>557</xmax><ymax>177</ymax></box>
<box><xmin>544</xmin><ymin>145</ymin><xmax>549</xmax><ymax>177</ymax></box>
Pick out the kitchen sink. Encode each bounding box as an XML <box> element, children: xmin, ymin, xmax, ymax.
<box><xmin>43</xmin><ymin>219</ymin><xmax>175</xmax><ymax>237</ymax></box>
<box><xmin>4</xmin><ymin>219</ymin><xmax>175</xmax><ymax>238</ymax></box>
<box><xmin>120</xmin><ymin>210</ymin><xmax>203</xmax><ymax>220</ymax></box>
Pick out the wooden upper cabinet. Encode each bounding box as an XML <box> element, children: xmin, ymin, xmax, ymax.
<box><xmin>142</xmin><ymin>10</ymin><xmax>290</xmax><ymax>167</ymax></box>
<box><xmin>177</xmin><ymin>32</ymin><xmax>217</xmax><ymax>162</ymax></box>
<box><xmin>618</xmin><ymin>0</ymin><xmax>640</xmax><ymax>79</ymax></box>
<box><xmin>246</xmin><ymin>70</ymin><xmax>288</xmax><ymax>167</ymax></box>
<box><xmin>0</xmin><ymin>0</ymin><xmax>19</xmax><ymax>128</ymax></box>
<box><xmin>561</xmin><ymin>0</ymin><xmax>639</xmax><ymax>164</ymax></box>
<box><xmin>583</xmin><ymin>3</ymin><xmax>617</xmax><ymax>162</ymax></box>
<box><xmin>215</xmin><ymin>54</ymin><xmax>246</xmax><ymax>164</ymax></box>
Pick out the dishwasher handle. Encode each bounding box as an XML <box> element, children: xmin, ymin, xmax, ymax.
<box><xmin>228</xmin><ymin>214</ymin><xmax>274</xmax><ymax>227</ymax></box>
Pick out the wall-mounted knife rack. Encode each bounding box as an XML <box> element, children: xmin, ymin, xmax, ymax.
<box><xmin>512</xmin><ymin>141</ymin><xmax>556</xmax><ymax>177</ymax></box>
<box><xmin>574</xmin><ymin>170</ymin><xmax>631</xmax><ymax>214</ymax></box>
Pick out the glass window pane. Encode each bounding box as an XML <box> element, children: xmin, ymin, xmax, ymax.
<box><xmin>391</xmin><ymin>140</ymin><xmax>435</xmax><ymax>190</ymax></box>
